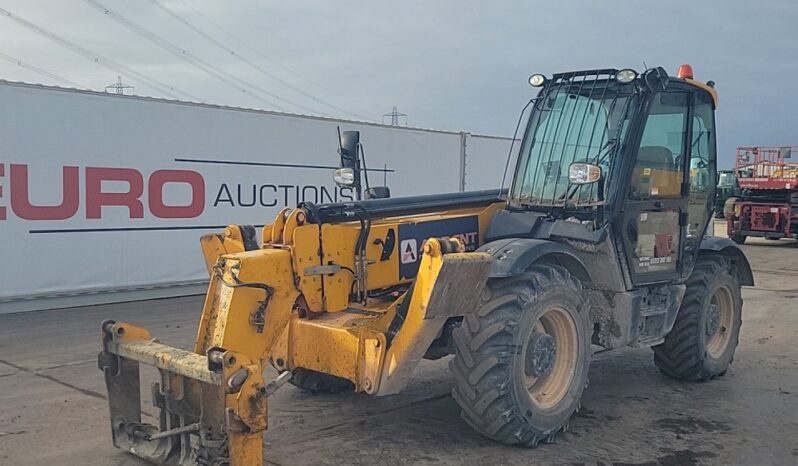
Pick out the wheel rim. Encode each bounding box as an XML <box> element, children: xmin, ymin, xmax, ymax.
<box><xmin>705</xmin><ymin>285</ymin><xmax>734</xmax><ymax>358</ymax></box>
<box><xmin>524</xmin><ymin>307</ymin><xmax>578</xmax><ymax>410</ymax></box>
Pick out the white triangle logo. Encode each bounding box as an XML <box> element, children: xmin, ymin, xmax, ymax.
<box><xmin>400</xmin><ymin>239</ymin><xmax>418</xmax><ymax>264</ymax></box>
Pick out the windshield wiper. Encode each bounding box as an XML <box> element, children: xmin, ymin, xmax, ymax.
<box><xmin>592</xmin><ymin>137</ymin><xmax>618</xmax><ymax>166</ymax></box>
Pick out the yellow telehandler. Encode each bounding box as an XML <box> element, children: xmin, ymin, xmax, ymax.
<box><xmin>98</xmin><ymin>65</ymin><xmax>753</xmax><ymax>465</ymax></box>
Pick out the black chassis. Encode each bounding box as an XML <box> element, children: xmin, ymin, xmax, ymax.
<box><xmin>479</xmin><ymin>209</ymin><xmax>753</xmax><ymax>351</ymax></box>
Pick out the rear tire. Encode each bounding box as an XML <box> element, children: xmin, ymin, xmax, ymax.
<box><xmin>450</xmin><ymin>265</ymin><xmax>590</xmax><ymax>447</ymax></box>
<box><xmin>289</xmin><ymin>368</ymin><xmax>353</xmax><ymax>394</ymax></box>
<box><xmin>653</xmin><ymin>256</ymin><xmax>742</xmax><ymax>381</ymax></box>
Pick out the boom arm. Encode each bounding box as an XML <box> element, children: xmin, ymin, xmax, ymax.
<box><xmin>99</xmin><ymin>199</ymin><xmax>497</xmax><ymax>466</ymax></box>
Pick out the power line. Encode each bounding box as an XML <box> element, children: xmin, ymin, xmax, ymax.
<box><xmin>85</xmin><ymin>0</ymin><xmax>326</xmax><ymax>115</ymax></box>
<box><xmin>175</xmin><ymin>0</ymin><xmax>381</xmax><ymax>116</ymax></box>
<box><xmin>148</xmin><ymin>0</ymin><xmax>371</xmax><ymax>121</ymax></box>
<box><xmin>0</xmin><ymin>52</ymin><xmax>87</xmax><ymax>89</ymax></box>
<box><xmin>0</xmin><ymin>7</ymin><xmax>200</xmax><ymax>101</ymax></box>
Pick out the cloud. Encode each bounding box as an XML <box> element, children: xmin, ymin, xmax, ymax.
<box><xmin>1</xmin><ymin>0</ymin><xmax>796</xmax><ymax>166</ymax></box>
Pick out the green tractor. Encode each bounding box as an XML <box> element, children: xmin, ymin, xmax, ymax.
<box><xmin>714</xmin><ymin>170</ymin><xmax>739</xmax><ymax>218</ymax></box>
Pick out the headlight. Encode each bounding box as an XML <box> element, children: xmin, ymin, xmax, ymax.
<box><xmin>528</xmin><ymin>74</ymin><xmax>546</xmax><ymax>87</ymax></box>
<box><xmin>615</xmin><ymin>69</ymin><xmax>637</xmax><ymax>84</ymax></box>
<box><xmin>333</xmin><ymin>168</ymin><xmax>355</xmax><ymax>186</ymax></box>
<box><xmin>568</xmin><ymin>162</ymin><xmax>602</xmax><ymax>185</ymax></box>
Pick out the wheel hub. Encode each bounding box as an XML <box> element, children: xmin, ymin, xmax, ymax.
<box><xmin>526</xmin><ymin>332</ymin><xmax>557</xmax><ymax>378</ymax></box>
<box><xmin>706</xmin><ymin>303</ymin><xmax>720</xmax><ymax>336</ymax></box>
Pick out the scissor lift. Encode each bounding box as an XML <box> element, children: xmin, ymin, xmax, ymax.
<box><xmin>727</xmin><ymin>146</ymin><xmax>798</xmax><ymax>243</ymax></box>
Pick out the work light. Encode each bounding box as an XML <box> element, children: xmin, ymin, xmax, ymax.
<box><xmin>334</xmin><ymin>167</ymin><xmax>355</xmax><ymax>186</ymax></box>
<box><xmin>615</xmin><ymin>69</ymin><xmax>637</xmax><ymax>83</ymax></box>
<box><xmin>528</xmin><ymin>74</ymin><xmax>546</xmax><ymax>87</ymax></box>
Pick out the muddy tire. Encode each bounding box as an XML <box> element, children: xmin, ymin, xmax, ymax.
<box><xmin>450</xmin><ymin>265</ymin><xmax>590</xmax><ymax>446</ymax></box>
<box><xmin>289</xmin><ymin>368</ymin><xmax>353</xmax><ymax>394</ymax></box>
<box><xmin>653</xmin><ymin>256</ymin><xmax>742</xmax><ymax>382</ymax></box>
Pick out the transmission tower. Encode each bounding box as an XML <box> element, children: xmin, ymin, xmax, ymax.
<box><xmin>382</xmin><ymin>106</ymin><xmax>407</xmax><ymax>126</ymax></box>
<box><xmin>105</xmin><ymin>75</ymin><xmax>134</xmax><ymax>95</ymax></box>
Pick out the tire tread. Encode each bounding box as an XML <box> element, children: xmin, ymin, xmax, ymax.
<box><xmin>450</xmin><ymin>264</ymin><xmax>587</xmax><ymax>447</ymax></box>
<box><xmin>653</xmin><ymin>256</ymin><xmax>742</xmax><ymax>382</ymax></box>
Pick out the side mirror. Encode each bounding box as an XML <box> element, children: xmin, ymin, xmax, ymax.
<box><xmin>335</xmin><ymin>130</ymin><xmax>361</xmax><ymax>190</ymax></box>
<box><xmin>568</xmin><ymin>162</ymin><xmax>601</xmax><ymax>185</ymax></box>
<box><xmin>365</xmin><ymin>186</ymin><xmax>391</xmax><ymax>199</ymax></box>
<box><xmin>339</xmin><ymin>131</ymin><xmax>360</xmax><ymax>169</ymax></box>
<box><xmin>642</xmin><ymin>67</ymin><xmax>669</xmax><ymax>92</ymax></box>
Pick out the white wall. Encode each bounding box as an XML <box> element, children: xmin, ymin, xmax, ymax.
<box><xmin>0</xmin><ymin>82</ymin><xmax>512</xmax><ymax>312</ymax></box>
<box><xmin>464</xmin><ymin>134</ymin><xmax>515</xmax><ymax>191</ymax></box>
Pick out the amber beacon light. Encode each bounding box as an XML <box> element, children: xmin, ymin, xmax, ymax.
<box><xmin>677</xmin><ymin>64</ymin><xmax>694</xmax><ymax>79</ymax></box>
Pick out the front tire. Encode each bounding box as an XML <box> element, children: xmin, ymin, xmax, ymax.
<box><xmin>450</xmin><ymin>265</ymin><xmax>590</xmax><ymax>446</ymax></box>
<box><xmin>653</xmin><ymin>256</ymin><xmax>743</xmax><ymax>381</ymax></box>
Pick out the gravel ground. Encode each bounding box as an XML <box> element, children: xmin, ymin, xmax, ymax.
<box><xmin>1</xmin><ymin>223</ymin><xmax>797</xmax><ymax>465</ymax></box>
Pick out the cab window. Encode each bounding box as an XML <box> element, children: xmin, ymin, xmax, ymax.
<box><xmin>688</xmin><ymin>92</ymin><xmax>715</xmax><ymax>194</ymax></box>
<box><xmin>685</xmin><ymin>91</ymin><xmax>716</xmax><ymax>238</ymax></box>
<box><xmin>630</xmin><ymin>92</ymin><xmax>688</xmax><ymax>198</ymax></box>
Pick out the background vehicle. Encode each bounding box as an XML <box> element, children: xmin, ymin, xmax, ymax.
<box><xmin>98</xmin><ymin>65</ymin><xmax>753</xmax><ymax>466</ymax></box>
<box><xmin>714</xmin><ymin>169</ymin><xmax>739</xmax><ymax>217</ymax></box>
<box><xmin>726</xmin><ymin>146</ymin><xmax>798</xmax><ymax>243</ymax></box>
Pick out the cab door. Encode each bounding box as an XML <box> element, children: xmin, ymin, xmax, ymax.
<box><xmin>620</xmin><ymin>90</ymin><xmax>691</xmax><ymax>285</ymax></box>
<box><xmin>681</xmin><ymin>91</ymin><xmax>717</xmax><ymax>275</ymax></box>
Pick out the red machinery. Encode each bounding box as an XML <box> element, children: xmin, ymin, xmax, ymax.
<box><xmin>727</xmin><ymin>146</ymin><xmax>798</xmax><ymax>243</ymax></box>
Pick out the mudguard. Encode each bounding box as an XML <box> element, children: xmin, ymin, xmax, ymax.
<box><xmin>698</xmin><ymin>236</ymin><xmax>755</xmax><ymax>286</ymax></box>
<box><xmin>479</xmin><ymin>238</ymin><xmax>590</xmax><ymax>281</ymax></box>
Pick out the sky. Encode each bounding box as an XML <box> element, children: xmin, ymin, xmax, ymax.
<box><xmin>1</xmin><ymin>0</ymin><xmax>797</xmax><ymax>168</ymax></box>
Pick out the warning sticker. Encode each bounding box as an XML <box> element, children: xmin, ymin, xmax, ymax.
<box><xmin>400</xmin><ymin>239</ymin><xmax>418</xmax><ymax>264</ymax></box>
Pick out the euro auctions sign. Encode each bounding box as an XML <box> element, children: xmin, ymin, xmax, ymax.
<box><xmin>0</xmin><ymin>81</ymin><xmax>510</xmax><ymax>310</ymax></box>
<box><xmin>0</xmin><ymin>162</ymin><xmax>355</xmax><ymax>227</ymax></box>
<box><xmin>0</xmin><ymin>155</ymin><xmax>369</xmax><ymax>307</ymax></box>
<box><xmin>0</xmin><ymin>164</ymin><xmax>205</xmax><ymax>221</ymax></box>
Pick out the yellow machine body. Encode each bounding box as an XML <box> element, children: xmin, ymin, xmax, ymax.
<box><xmin>99</xmin><ymin>200</ymin><xmax>502</xmax><ymax>466</ymax></box>
<box><xmin>97</xmin><ymin>65</ymin><xmax>736</xmax><ymax>465</ymax></box>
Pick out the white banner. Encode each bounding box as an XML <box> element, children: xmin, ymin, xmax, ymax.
<box><xmin>0</xmin><ymin>82</ymin><xmax>511</xmax><ymax>311</ymax></box>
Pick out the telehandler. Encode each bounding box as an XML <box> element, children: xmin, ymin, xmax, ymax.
<box><xmin>99</xmin><ymin>65</ymin><xmax>753</xmax><ymax>465</ymax></box>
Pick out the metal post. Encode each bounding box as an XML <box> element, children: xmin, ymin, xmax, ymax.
<box><xmin>459</xmin><ymin>132</ymin><xmax>469</xmax><ymax>192</ymax></box>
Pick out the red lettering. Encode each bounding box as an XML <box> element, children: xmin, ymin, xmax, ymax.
<box><xmin>85</xmin><ymin>167</ymin><xmax>144</xmax><ymax>219</ymax></box>
<box><xmin>148</xmin><ymin>169</ymin><xmax>205</xmax><ymax>218</ymax></box>
<box><xmin>10</xmin><ymin>164</ymin><xmax>79</xmax><ymax>220</ymax></box>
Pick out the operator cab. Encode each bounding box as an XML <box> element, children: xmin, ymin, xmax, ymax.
<box><xmin>497</xmin><ymin>65</ymin><xmax>718</xmax><ymax>288</ymax></box>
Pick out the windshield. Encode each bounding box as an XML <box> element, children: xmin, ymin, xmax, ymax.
<box><xmin>718</xmin><ymin>172</ymin><xmax>736</xmax><ymax>187</ymax></box>
<box><xmin>511</xmin><ymin>74</ymin><xmax>637</xmax><ymax>207</ymax></box>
